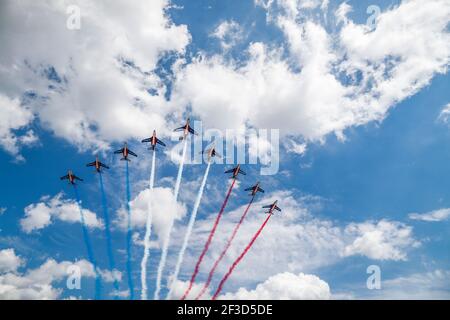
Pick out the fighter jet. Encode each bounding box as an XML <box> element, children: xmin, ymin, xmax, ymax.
<box><xmin>60</xmin><ymin>170</ymin><xmax>83</xmax><ymax>185</ymax></box>
<box><xmin>174</xmin><ymin>118</ymin><xmax>196</xmax><ymax>140</ymax></box>
<box><xmin>201</xmin><ymin>145</ymin><xmax>221</xmax><ymax>161</ymax></box>
<box><xmin>225</xmin><ymin>164</ymin><xmax>246</xmax><ymax>179</ymax></box>
<box><xmin>86</xmin><ymin>157</ymin><xmax>109</xmax><ymax>173</ymax></box>
<box><xmin>141</xmin><ymin>130</ymin><xmax>166</xmax><ymax>151</ymax></box>
<box><xmin>262</xmin><ymin>200</ymin><xmax>281</xmax><ymax>214</ymax></box>
<box><xmin>245</xmin><ymin>182</ymin><xmax>264</xmax><ymax>196</ymax></box>
<box><xmin>114</xmin><ymin>142</ymin><xmax>137</xmax><ymax>161</ymax></box>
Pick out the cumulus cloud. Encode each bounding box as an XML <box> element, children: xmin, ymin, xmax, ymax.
<box><xmin>219</xmin><ymin>272</ymin><xmax>331</xmax><ymax>300</ymax></box>
<box><xmin>343</xmin><ymin>220</ymin><xmax>420</xmax><ymax>261</ymax></box>
<box><xmin>21</xmin><ymin>193</ymin><xmax>103</xmax><ymax>233</ymax></box>
<box><xmin>438</xmin><ymin>103</ymin><xmax>450</xmax><ymax>124</ymax></box>
<box><xmin>0</xmin><ymin>0</ymin><xmax>190</xmax><ymax>155</ymax></box>
<box><xmin>0</xmin><ymin>253</ymin><xmax>120</xmax><ymax>299</ymax></box>
<box><xmin>0</xmin><ymin>249</ymin><xmax>24</xmax><ymax>273</ymax></box>
<box><xmin>0</xmin><ymin>94</ymin><xmax>36</xmax><ymax>161</ymax></box>
<box><xmin>173</xmin><ymin>0</ymin><xmax>450</xmax><ymax>146</ymax></box>
<box><xmin>114</xmin><ymin>187</ymin><xmax>187</xmax><ymax>244</ymax></box>
<box><xmin>1</xmin><ymin>0</ymin><xmax>448</xmax><ymax>160</ymax></box>
<box><xmin>409</xmin><ymin>208</ymin><xmax>450</xmax><ymax>222</ymax></box>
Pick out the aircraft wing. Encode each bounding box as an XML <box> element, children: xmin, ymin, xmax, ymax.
<box><xmin>100</xmin><ymin>162</ymin><xmax>110</xmax><ymax>169</ymax></box>
<box><xmin>262</xmin><ymin>205</ymin><xmax>272</xmax><ymax>209</ymax></box>
<box><xmin>60</xmin><ymin>174</ymin><xmax>69</xmax><ymax>180</ymax></box>
<box><xmin>238</xmin><ymin>168</ymin><xmax>246</xmax><ymax>175</ymax></box>
<box><xmin>244</xmin><ymin>186</ymin><xmax>253</xmax><ymax>191</ymax></box>
<box><xmin>224</xmin><ymin>168</ymin><xmax>235</xmax><ymax>174</ymax></box>
<box><xmin>128</xmin><ymin>149</ymin><xmax>138</xmax><ymax>157</ymax></box>
<box><xmin>156</xmin><ymin>138</ymin><xmax>166</xmax><ymax>146</ymax></box>
<box><xmin>258</xmin><ymin>187</ymin><xmax>265</xmax><ymax>193</ymax></box>
<box><xmin>73</xmin><ymin>175</ymin><xmax>83</xmax><ymax>181</ymax></box>
<box><xmin>173</xmin><ymin>126</ymin><xmax>185</xmax><ymax>132</ymax></box>
<box><xmin>86</xmin><ymin>162</ymin><xmax>96</xmax><ymax>167</ymax></box>
<box><xmin>188</xmin><ymin>126</ymin><xmax>196</xmax><ymax>135</ymax></box>
<box><xmin>141</xmin><ymin>137</ymin><xmax>151</xmax><ymax>143</ymax></box>
<box><xmin>114</xmin><ymin>148</ymin><xmax>124</xmax><ymax>154</ymax></box>
<box><xmin>274</xmin><ymin>206</ymin><xmax>281</xmax><ymax>212</ymax></box>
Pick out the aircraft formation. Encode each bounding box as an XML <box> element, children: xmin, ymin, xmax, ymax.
<box><xmin>59</xmin><ymin>118</ymin><xmax>282</xmax><ymax>300</ymax></box>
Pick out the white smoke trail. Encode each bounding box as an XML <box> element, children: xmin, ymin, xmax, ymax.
<box><xmin>140</xmin><ymin>150</ymin><xmax>156</xmax><ymax>300</ymax></box>
<box><xmin>166</xmin><ymin>161</ymin><xmax>211</xmax><ymax>300</ymax></box>
<box><xmin>154</xmin><ymin>138</ymin><xmax>188</xmax><ymax>299</ymax></box>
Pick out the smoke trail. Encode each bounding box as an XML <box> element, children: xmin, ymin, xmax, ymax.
<box><xmin>99</xmin><ymin>172</ymin><xmax>120</xmax><ymax>298</ymax></box>
<box><xmin>154</xmin><ymin>138</ymin><xmax>188</xmax><ymax>300</ymax></box>
<box><xmin>195</xmin><ymin>196</ymin><xmax>254</xmax><ymax>300</ymax></box>
<box><xmin>140</xmin><ymin>150</ymin><xmax>156</xmax><ymax>300</ymax></box>
<box><xmin>125</xmin><ymin>160</ymin><xmax>135</xmax><ymax>300</ymax></box>
<box><xmin>212</xmin><ymin>214</ymin><xmax>271</xmax><ymax>300</ymax></box>
<box><xmin>166</xmin><ymin>161</ymin><xmax>212</xmax><ymax>300</ymax></box>
<box><xmin>73</xmin><ymin>185</ymin><xmax>102</xmax><ymax>300</ymax></box>
<box><xmin>181</xmin><ymin>178</ymin><xmax>236</xmax><ymax>300</ymax></box>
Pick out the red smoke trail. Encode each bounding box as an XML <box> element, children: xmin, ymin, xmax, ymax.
<box><xmin>181</xmin><ymin>178</ymin><xmax>236</xmax><ymax>300</ymax></box>
<box><xmin>195</xmin><ymin>196</ymin><xmax>255</xmax><ymax>300</ymax></box>
<box><xmin>212</xmin><ymin>214</ymin><xmax>271</xmax><ymax>300</ymax></box>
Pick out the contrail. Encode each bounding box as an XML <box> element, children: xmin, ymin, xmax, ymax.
<box><xmin>140</xmin><ymin>150</ymin><xmax>156</xmax><ymax>300</ymax></box>
<box><xmin>167</xmin><ymin>161</ymin><xmax>212</xmax><ymax>300</ymax></box>
<box><xmin>154</xmin><ymin>138</ymin><xmax>188</xmax><ymax>300</ymax></box>
<box><xmin>125</xmin><ymin>161</ymin><xmax>135</xmax><ymax>300</ymax></box>
<box><xmin>73</xmin><ymin>185</ymin><xmax>102</xmax><ymax>300</ymax></box>
<box><xmin>98</xmin><ymin>172</ymin><xmax>120</xmax><ymax>298</ymax></box>
<box><xmin>212</xmin><ymin>214</ymin><xmax>271</xmax><ymax>300</ymax></box>
<box><xmin>195</xmin><ymin>195</ymin><xmax>255</xmax><ymax>300</ymax></box>
<box><xmin>181</xmin><ymin>178</ymin><xmax>236</xmax><ymax>300</ymax></box>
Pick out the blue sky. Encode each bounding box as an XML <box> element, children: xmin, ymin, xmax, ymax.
<box><xmin>0</xmin><ymin>0</ymin><xmax>449</xmax><ymax>299</ymax></box>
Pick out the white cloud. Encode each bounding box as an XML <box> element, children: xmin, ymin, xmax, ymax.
<box><xmin>335</xmin><ymin>2</ymin><xmax>352</xmax><ymax>25</ymax></box>
<box><xmin>21</xmin><ymin>193</ymin><xmax>103</xmax><ymax>233</ymax></box>
<box><xmin>169</xmin><ymin>279</ymin><xmax>212</xmax><ymax>300</ymax></box>
<box><xmin>0</xmin><ymin>94</ymin><xmax>36</xmax><ymax>161</ymax></box>
<box><xmin>0</xmin><ymin>253</ymin><xmax>119</xmax><ymax>299</ymax></box>
<box><xmin>219</xmin><ymin>272</ymin><xmax>331</xmax><ymax>300</ymax></box>
<box><xmin>285</xmin><ymin>139</ymin><xmax>307</xmax><ymax>155</ymax></box>
<box><xmin>114</xmin><ymin>187</ymin><xmax>187</xmax><ymax>245</ymax></box>
<box><xmin>438</xmin><ymin>103</ymin><xmax>450</xmax><ymax>123</ymax></box>
<box><xmin>0</xmin><ymin>249</ymin><xmax>24</xmax><ymax>273</ymax></box>
<box><xmin>173</xmin><ymin>0</ymin><xmax>450</xmax><ymax>147</ymax></box>
<box><xmin>0</xmin><ymin>207</ymin><xmax>6</xmax><ymax>216</ymax></box>
<box><xmin>343</xmin><ymin>220</ymin><xmax>420</xmax><ymax>261</ymax></box>
<box><xmin>211</xmin><ymin>20</ymin><xmax>244</xmax><ymax>50</ymax></box>
<box><xmin>409</xmin><ymin>208</ymin><xmax>450</xmax><ymax>222</ymax></box>
<box><xmin>365</xmin><ymin>270</ymin><xmax>450</xmax><ymax>300</ymax></box>
<box><xmin>0</xmin><ymin>0</ymin><xmax>190</xmax><ymax>155</ymax></box>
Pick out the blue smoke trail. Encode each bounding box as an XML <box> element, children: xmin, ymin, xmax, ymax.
<box><xmin>99</xmin><ymin>172</ymin><xmax>120</xmax><ymax>298</ymax></box>
<box><xmin>125</xmin><ymin>160</ymin><xmax>135</xmax><ymax>300</ymax></box>
<box><xmin>73</xmin><ymin>185</ymin><xmax>102</xmax><ymax>300</ymax></box>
